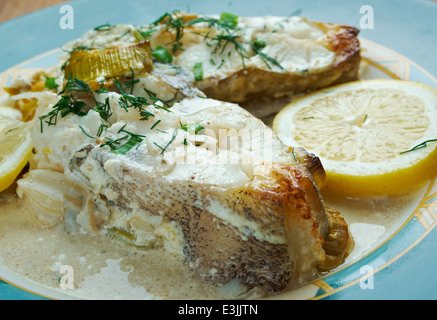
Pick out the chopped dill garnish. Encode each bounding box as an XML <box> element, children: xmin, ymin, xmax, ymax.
<box><xmin>152</xmin><ymin>45</ymin><xmax>173</xmax><ymax>64</ymax></box>
<box><xmin>180</xmin><ymin>122</ymin><xmax>204</xmax><ymax>134</ymax></box>
<box><xmin>193</xmin><ymin>62</ymin><xmax>203</xmax><ymax>81</ymax></box>
<box><xmin>112</xmin><ymin>77</ymin><xmax>126</xmax><ymax>94</ymax></box>
<box><xmin>139</xmin><ymin>109</ymin><xmax>155</xmax><ymax>121</ymax></box>
<box><xmin>95</xmin><ymin>84</ymin><xmax>109</xmax><ymax>94</ymax></box>
<box><xmin>93</xmin><ymin>97</ymin><xmax>112</xmax><ymax>121</ymax></box>
<box><xmin>209</xmin><ymin>31</ymin><xmax>249</xmax><ymax>68</ymax></box>
<box><xmin>119</xmin><ymin>94</ymin><xmax>148</xmax><ymax>112</ymax></box>
<box><xmin>400</xmin><ymin>139</ymin><xmax>437</xmax><ymax>155</ymax></box>
<box><xmin>4</xmin><ymin>127</ymin><xmax>18</xmax><ymax>135</ymax></box>
<box><xmin>143</xmin><ymin>88</ymin><xmax>179</xmax><ymax>110</ymax></box>
<box><xmin>44</xmin><ymin>76</ymin><xmax>59</xmax><ymax>90</ymax></box>
<box><xmin>96</xmin><ymin>120</ymin><xmax>108</xmax><ymax>137</ymax></box>
<box><xmin>118</xmin><ymin>94</ymin><xmax>155</xmax><ymax>121</ymax></box>
<box><xmin>153</xmin><ymin>128</ymin><xmax>179</xmax><ymax>154</ymax></box>
<box><xmin>100</xmin><ymin>125</ymin><xmax>146</xmax><ymax>155</ymax></box>
<box><xmin>60</xmin><ymin>75</ymin><xmax>93</xmax><ymax>96</ymax></box>
<box><xmin>125</xmin><ymin>67</ymin><xmax>140</xmax><ymax>94</ymax></box>
<box><xmin>94</xmin><ymin>24</ymin><xmax>115</xmax><ymax>31</ymax></box>
<box><xmin>251</xmin><ymin>39</ymin><xmax>285</xmax><ymax>71</ymax></box>
<box><xmin>291</xmin><ymin>147</ymin><xmax>298</xmax><ymax>162</ymax></box>
<box><xmin>79</xmin><ymin>125</ymin><xmax>98</xmax><ymax>139</ymax></box>
<box><xmin>39</xmin><ymin>96</ymin><xmax>88</xmax><ymax>132</ymax></box>
<box><xmin>151</xmin><ymin>120</ymin><xmax>161</xmax><ymax>130</ymax></box>
<box><xmin>151</xmin><ymin>11</ymin><xmax>186</xmax><ymax>54</ymax></box>
<box><xmin>185</xmin><ymin>13</ymin><xmax>250</xmax><ymax>68</ymax></box>
<box><xmin>219</xmin><ymin>12</ymin><xmax>239</xmax><ymax>29</ymax></box>
<box><xmin>135</xmin><ymin>27</ymin><xmax>157</xmax><ymax>41</ymax></box>
<box><xmin>40</xmin><ymin>75</ymin><xmax>115</xmax><ymax>133</ymax></box>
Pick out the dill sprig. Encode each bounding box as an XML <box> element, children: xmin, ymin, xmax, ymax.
<box><xmin>60</xmin><ymin>75</ymin><xmax>94</xmax><ymax>96</ymax></box>
<box><xmin>143</xmin><ymin>88</ymin><xmax>179</xmax><ymax>110</ymax></box>
<box><xmin>79</xmin><ymin>121</ymin><xmax>107</xmax><ymax>139</ymax></box>
<box><xmin>60</xmin><ymin>74</ymin><xmax>100</xmax><ymax>106</ymax></box>
<box><xmin>152</xmin><ymin>10</ymin><xmax>186</xmax><ymax>54</ymax></box>
<box><xmin>100</xmin><ymin>124</ymin><xmax>146</xmax><ymax>155</ymax></box>
<box><xmin>94</xmin><ymin>24</ymin><xmax>115</xmax><ymax>31</ymax></box>
<box><xmin>185</xmin><ymin>13</ymin><xmax>250</xmax><ymax>68</ymax></box>
<box><xmin>93</xmin><ymin>97</ymin><xmax>113</xmax><ymax>121</ymax></box>
<box><xmin>400</xmin><ymin>139</ymin><xmax>437</xmax><ymax>155</ymax></box>
<box><xmin>39</xmin><ymin>75</ymin><xmax>115</xmax><ymax>132</ymax></box>
<box><xmin>251</xmin><ymin>39</ymin><xmax>285</xmax><ymax>71</ymax></box>
<box><xmin>153</xmin><ymin>128</ymin><xmax>179</xmax><ymax>154</ymax></box>
<box><xmin>39</xmin><ymin>96</ymin><xmax>88</xmax><ymax>132</ymax></box>
<box><xmin>125</xmin><ymin>67</ymin><xmax>139</xmax><ymax>94</ymax></box>
<box><xmin>180</xmin><ymin>122</ymin><xmax>204</xmax><ymax>134</ymax></box>
<box><xmin>209</xmin><ymin>31</ymin><xmax>249</xmax><ymax>68</ymax></box>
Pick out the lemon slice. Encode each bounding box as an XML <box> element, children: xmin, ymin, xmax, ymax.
<box><xmin>273</xmin><ymin>79</ymin><xmax>437</xmax><ymax>197</ymax></box>
<box><xmin>0</xmin><ymin>106</ymin><xmax>33</xmax><ymax>192</ymax></box>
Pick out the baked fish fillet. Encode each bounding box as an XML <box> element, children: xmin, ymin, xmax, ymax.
<box><xmin>14</xmin><ymin>68</ymin><xmax>349</xmax><ymax>297</ymax></box>
<box><xmin>150</xmin><ymin>13</ymin><xmax>361</xmax><ymax>102</ymax></box>
<box><xmin>62</xmin><ymin>100</ymin><xmax>329</xmax><ymax>296</ymax></box>
<box><xmin>60</xmin><ymin>12</ymin><xmax>360</xmax><ymax>103</ymax></box>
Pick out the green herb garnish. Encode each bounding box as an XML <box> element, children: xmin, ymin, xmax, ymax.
<box><xmin>100</xmin><ymin>125</ymin><xmax>146</xmax><ymax>155</ymax></box>
<box><xmin>94</xmin><ymin>24</ymin><xmax>115</xmax><ymax>31</ymax></box>
<box><xmin>44</xmin><ymin>76</ymin><xmax>59</xmax><ymax>90</ymax></box>
<box><xmin>219</xmin><ymin>12</ymin><xmax>239</xmax><ymax>29</ymax></box>
<box><xmin>118</xmin><ymin>93</ymin><xmax>149</xmax><ymax>113</ymax></box>
<box><xmin>125</xmin><ymin>67</ymin><xmax>139</xmax><ymax>94</ymax></box>
<box><xmin>251</xmin><ymin>39</ymin><xmax>285</xmax><ymax>71</ymax></box>
<box><xmin>143</xmin><ymin>88</ymin><xmax>179</xmax><ymax>110</ymax></box>
<box><xmin>151</xmin><ymin>120</ymin><xmax>161</xmax><ymax>130</ymax></box>
<box><xmin>95</xmin><ymin>84</ymin><xmax>109</xmax><ymax>94</ymax></box>
<box><xmin>79</xmin><ymin>125</ymin><xmax>98</xmax><ymax>139</ymax></box>
<box><xmin>153</xmin><ymin>128</ymin><xmax>179</xmax><ymax>154</ymax></box>
<box><xmin>209</xmin><ymin>32</ymin><xmax>249</xmax><ymax>68</ymax></box>
<box><xmin>135</xmin><ymin>27</ymin><xmax>157</xmax><ymax>41</ymax></box>
<box><xmin>39</xmin><ymin>96</ymin><xmax>88</xmax><ymax>132</ymax></box>
<box><xmin>185</xmin><ymin>13</ymin><xmax>249</xmax><ymax>68</ymax></box>
<box><xmin>152</xmin><ymin>45</ymin><xmax>173</xmax><ymax>64</ymax></box>
<box><xmin>193</xmin><ymin>62</ymin><xmax>204</xmax><ymax>81</ymax></box>
<box><xmin>60</xmin><ymin>76</ymin><xmax>92</xmax><ymax>95</ymax></box>
<box><xmin>112</xmin><ymin>77</ymin><xmax>126</xmax><ymax>94</ymax></box>
<box><xmin>400</xmin><ymin>139</ymin><xmax>437</xmax><ymax>155</ymax></box>
<box><xmin>151</xmin><ymin>11</ymin><xmax>186</xmax><ymax>54</ymax></box>
<box><xmin>93</xmin><ymin>97</ymin><xmax>112</xmax><ymax>121</ymax></box>
<box><xmin>180</xmin><ymin>122</ymin><xmax>204</xmax><ymax>134</ymax></box>
<box><xmin>5</xmin><ymin>127</ymin><xmax>18</xmax><ymax>135</ymax></box>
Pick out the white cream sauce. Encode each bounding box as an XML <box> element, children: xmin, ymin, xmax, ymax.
<box><xmin>0</xmin><ymin>176</ymin><xmax>427</xmax><ymax>300</ymax></box>
<box><xmin>0</xmin><ymin>183</ymin><xmax>223</xmax><ymax>300</ymax></box>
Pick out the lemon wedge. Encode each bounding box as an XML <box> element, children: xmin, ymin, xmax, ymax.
<box><xmin>0</xmin><ymin>106</ymin><xmax>33</xmax><ymax>192</ymax></box>
<box><xmin>273</xmin><ymin>79</ymin><xmax>437</xmax><ymax>197</ymax></box>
